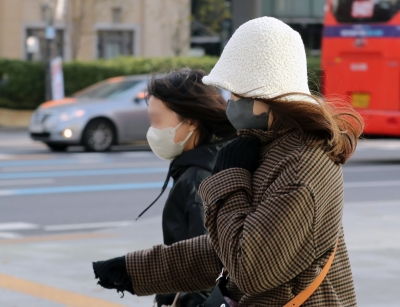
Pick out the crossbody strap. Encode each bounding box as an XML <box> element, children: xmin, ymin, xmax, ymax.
<box><xmin>283</xmin><ymin>239</ymin><xmax>339</xmax><ymax>307</ymax></box>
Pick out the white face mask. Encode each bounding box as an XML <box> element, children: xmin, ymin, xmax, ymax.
<box><xmin>146</xmin><ymin>121</ymin><xmax>194</xmax><ymax>161</ymax></box>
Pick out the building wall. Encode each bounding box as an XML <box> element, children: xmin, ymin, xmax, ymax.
<box><xmin>141</xmin><ymin>0</ymin><xmax>190</xmax><ymax>57</ymax></box>
<box><xmin>0</xmin><ymin>0</ymin><xmax>190</xmax><ymax>61</ymax></box>
<box><xmin>1</xmin><ymin>0</ymin><xmax>24</xmax><ymax>59</ymax></box>
<box><xmin>0</xmin><ymin>0</ymin><xmax>4</xmax><ymax>58</ymax></box>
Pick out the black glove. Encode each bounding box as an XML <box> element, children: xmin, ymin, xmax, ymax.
<box><xmin>212</xmin><ymin>137</ymin><xmax>261</xmax><ymax>175</ymax></box>
<box><xmin>93</xmin><ymin>256</ymin><xmax>135</xmax><ymax>297</ymax></box>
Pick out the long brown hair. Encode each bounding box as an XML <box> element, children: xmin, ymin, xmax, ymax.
<box><xmin>147</xmin><ymin>68</ymin><xmax>236</xmax><ymax>146</ymax></box>
<box><xmin>250</xmin><ymin>92</ymin><xmax>364</xmax><ymax>164</ymax></box>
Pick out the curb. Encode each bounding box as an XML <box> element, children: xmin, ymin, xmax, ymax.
<box><xmin>0</xmin><ymin>108</ymin><xmax>33</xmax><ymax>128</ymax></box>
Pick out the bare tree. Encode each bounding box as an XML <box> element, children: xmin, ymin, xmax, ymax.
<box><xmin>69</xmin><ymin>0</ymin><xmax>87</xmax><ymax>60</ymax></box>
<box><xmin>171</xmin><ymin>0</ymin><xmax>190</xmax><ymax>56</ymax></box>
<box><xmin>192</xmin><ymin>0</ymin><xmax>231</xmax><ymax>34</ymax></box>
<box><xmin>68</xmin><ymin>0</ymin><xmax>119</xmax><ymax>60</ymax></box>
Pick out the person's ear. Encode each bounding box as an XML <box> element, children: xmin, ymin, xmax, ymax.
<box><xmin>185</xmin><ymin>119</ymin><xmax>198</xmax><ymax>131</ymax></box>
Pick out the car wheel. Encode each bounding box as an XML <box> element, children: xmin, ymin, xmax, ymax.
<box><xmin>46</xmin><ymin>143</ymin><xmax>68</xmax><ymax>152</ymax></box>
<box><xmin>82</xmin><ymin>119</ymin><xmax>115</xmax><ymax>152</ymax></box>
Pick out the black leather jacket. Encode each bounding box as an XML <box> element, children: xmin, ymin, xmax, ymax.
<box><xmin>162</xmin><ymin>141</ymin><xmax>225</xmax><ymax>246</ymax></box>
<box><xmin>155</xmin><ymin>141</ymin><xmax>226</xmax><ymax>307</ymax></box>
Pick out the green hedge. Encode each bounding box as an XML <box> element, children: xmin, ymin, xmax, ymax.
<box><xmin>0</xmin><ymin>56</ymin><xmax>321</xmax><ymax>110</ymax></box>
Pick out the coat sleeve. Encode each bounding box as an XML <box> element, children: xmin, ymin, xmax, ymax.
<box><xmin>198</xmin><ymin>168</ymin><xmax>316</xmax><ymax>295</ymax></box>
<box><xmin>126</xmin><ymin>234</ymin><xmax>222</xmax><ymax>296</ymax></box>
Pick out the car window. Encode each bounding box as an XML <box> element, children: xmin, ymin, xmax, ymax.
<box><xmin>74</xmin><ymin>80</ymin><xmax>142</xmax><ymax>99</ymax></box>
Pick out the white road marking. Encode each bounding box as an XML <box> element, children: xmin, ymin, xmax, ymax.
<box><xmin>345</xmin><ymin>200</ymin><xmax>400</xmax><ymax>206</ymax></box>
<box><xmin>121</xmin><ymin>152</ymin><xmax>155</xmax><ymax>158</ymax></box>
<box><xmin>44</xmin><ymin>221</ymin><xmax>134</xmax><ymax>231</ymax></box>
<box><xmin>0</xmin><ymin>232</ymin><xmax>22</xmax><ymax>239</ymax></box>
<box><xmin>357</xmin><ymin>140</ymin><xmax>400</xmax><ymax>150</ymax></box>
<box><xmin>0</xmin><ymin>222</ymin><xmax>39</xmax><ymax>231</ymax></box>
<box><xmin>343</xmin><ymin>165</ymin><xmax>400</xmax><ymax>172</ymax></box>
<box><xmin>345</xmin><ymin>180</ymin><xmax>400</xmax><ymax>188</ymax></box>
<box><xmin>0</xmin><ymin>154</ymin><xmax>13</xmax><ymax>160</ymax></box>
<box><xmin>0</xmin><ymin>178</ymin><xmax>54</xmax><ymax>186</ymax></box>
<box><xmin>0</xmin><ymin>141</ymin><xmax>44</xmax><ymax>148</ymax></box>
<box><xmin>0</xmin><ymin>190</ymin><xmax>14</xmax><ymax>196</ymax></box>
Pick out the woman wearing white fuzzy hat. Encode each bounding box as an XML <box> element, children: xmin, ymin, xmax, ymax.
<box><xmin>94</xmin><ymin>17</ymin><xmax>363</xmax><ymax>307</ymax></box>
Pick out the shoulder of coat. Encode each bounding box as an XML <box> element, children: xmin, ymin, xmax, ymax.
<box><xmin>268</xmin><ymin>132</ymin><xmax>342</xmax><ymax>183</ymax></box>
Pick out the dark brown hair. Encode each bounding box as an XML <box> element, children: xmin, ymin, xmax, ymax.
<box><xmin>248</xmin><ymin>92</ymin><xmax>364</xmax><ymax>164</ymax></box>
<box><xmin>147</xmin><ymin>68</ymin><xmax>236</xmax><ymax>146</ymax></box>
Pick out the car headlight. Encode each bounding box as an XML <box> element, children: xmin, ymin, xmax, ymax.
<box><xmin>62</xmin><ymin>129</ymin><xmax>73</xmax><ymax>138</ymax></box>
<box><xmin>59</xmin><ymin>109</ymin><xmax>85</xmax><ymax>121</ymax></box>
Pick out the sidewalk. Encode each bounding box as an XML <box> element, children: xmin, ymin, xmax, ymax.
<box><xmin>1</xmin><ymin>202</ymin><xmax>399</xmax><ymax>306</ymax></box>
<box><xmin>0</xmin><ymin>216</ymin><xmax>163</xmax><ymax>307</ymax></box>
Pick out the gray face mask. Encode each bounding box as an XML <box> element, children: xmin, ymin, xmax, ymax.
<box><xmin>226</xmin><ymin>98</ymin><xmax>271</xmax><ymax>130</ymax></box>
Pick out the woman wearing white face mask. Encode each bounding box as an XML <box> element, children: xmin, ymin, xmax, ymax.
<box><xmin>93</xmin><ymin>68</ymin><xmax>235</xmax><ymax>307</ymax></box>
<box><xmin>93</xmin><ymin>17</ymin><xmax>364</xmax><ymax>307</ymax></box>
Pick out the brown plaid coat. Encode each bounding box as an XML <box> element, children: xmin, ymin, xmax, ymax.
<box><xmin>126</xmin><ymin>124</ymin><xmax>357</xmax><ymax>307</ymax></box>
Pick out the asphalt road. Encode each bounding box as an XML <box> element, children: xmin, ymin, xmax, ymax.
<box><xmin>0</xmin><ymin>131</ymin><xmax>170</xmax><ymax>239</ymax></box>
<box><xmin>1</xmin><ymin>130</ymin><xmax>400</xmax><ymax>238</ymax></box>
<box><xmin>0</xmin><ymin>130</ymin><xmax>399</xmax><ymax>306</ymax></box>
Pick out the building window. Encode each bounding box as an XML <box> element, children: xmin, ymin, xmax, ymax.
<box><xmin>112</xmin><ymin>7</ymin><xmax>122</xmax><ymax>23</ymax></box>
<box><xmin>97</xmin><ymin>30</ymin><xmax>134</xmax><ymax>59</ymax></box>
<box><xmin>25</xmin><ymin>28</ymin><xmax>64</xmax><ymax>61</ymax></box>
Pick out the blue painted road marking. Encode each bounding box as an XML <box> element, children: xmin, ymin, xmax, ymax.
<box><xmin>0</xmin><ymin>181</ymin><xmax>173</xmax><ymax>196</ymax></box>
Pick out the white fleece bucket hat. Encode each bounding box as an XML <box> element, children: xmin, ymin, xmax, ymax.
<box><xmin>202</xmin><ymin>17</ymin><xmax>312</xmax><ymax>101</ymax></box>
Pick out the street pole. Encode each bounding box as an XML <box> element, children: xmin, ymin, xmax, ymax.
<box><xmin>44</xmin><ymin>2</ymin><xmax>56</xmax><ymax>102</ymax></box>
<box><xmin>231</xmin><ymin>0</ymin><xmax>262</xmax><ymax>32</ymax></box>
<box><xmin>220</xmin><ymin>1</ymin><xmax>232</xmax><ymax>53</ymax></box>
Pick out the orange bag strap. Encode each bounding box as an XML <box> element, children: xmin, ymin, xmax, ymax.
<box><xmin>283</xmin><ymin>239</ymin><xmax>339</xmax><ymax>307</ymax></box>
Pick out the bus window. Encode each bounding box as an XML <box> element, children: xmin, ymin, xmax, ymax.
<box><xmin>332</xmin><ymin>0</ymin><xmax>400</xmax><ymax>23</ymax></box>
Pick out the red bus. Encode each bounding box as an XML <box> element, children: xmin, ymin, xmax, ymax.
<box><xmin>322</xmin><ymin>0</ymin><xmax>400</xmax><ymax>136</ymax></box>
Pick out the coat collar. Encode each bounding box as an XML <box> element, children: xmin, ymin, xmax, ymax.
<box><xmin>237</xmin><ymin>120</ymin><xmax>293</xmax><ymax>145</ymax></box>
<box><xmin>170</xmin><ymin>140</ymin><xmax>227</xmax><ymax>180</ymax></box>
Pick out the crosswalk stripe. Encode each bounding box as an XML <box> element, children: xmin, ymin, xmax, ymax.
<box><xmin>0</xmin><ymin>181</ymin><xmax>172</xmax><ymax>196</ymax></box>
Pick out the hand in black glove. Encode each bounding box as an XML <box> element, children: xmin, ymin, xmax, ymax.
<box><xmin>92</xmin><ymin>256</ymin><xmax>135</xmax><ymax>297</ymax></box>
<box><xmin>212</xmin><ymin>137</ymin><xmax>261</xmax><ymax>175</ymax></box>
